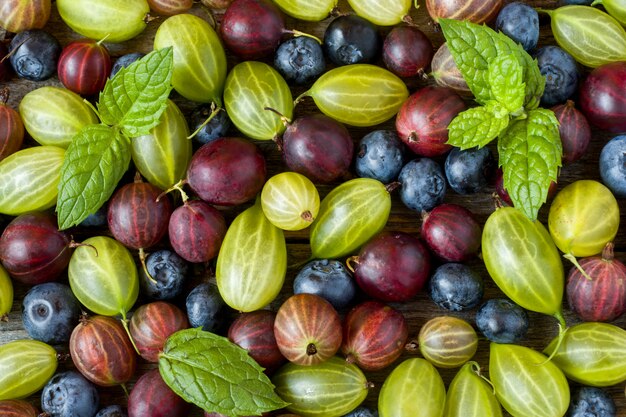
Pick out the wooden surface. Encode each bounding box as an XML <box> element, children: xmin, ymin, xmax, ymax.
<box><xmin>1</xmin><ymin>0</ymin><xmax>626</xmax><ymax>415</ymax></box>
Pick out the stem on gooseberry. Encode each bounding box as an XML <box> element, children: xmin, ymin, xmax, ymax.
<box><xmin>294</xmin><ymin>90</ymin><xmax>311</xmax><ymax>106</ymax></box>
<box><xmin>404</xmin><ymin>339</ymin><xmax>419</xmax><ymax>353</ymax></box>
<box><xmin>264</xmin><ymin>106</ymin><xmax>292</xmax><ymax>126</ymax></box>
<box><xmin>120</xmin><ymin>312</ymin><xmax>141</xmax><ymax>356</ymax></box>
<box><xmin>83</xmin><ymin>99</ymin><xmax>102</xmax><ymax>120</ymax></box>
<box><xmin>564</xmin><ymin>253</ymin><xmax>592</xmax><ymax>281</ymax></box>
<box><xmin>469</xmin><ymin>361</ymin><xmax>497</xmax><ymax>395</ymax></box>
<box><xmin>301</xmin><ymin>210</ymin><xmax>313</xmax><ymax>222</ymax></box>
<box><xmin>285</xmin><ymin>29</ymin><xmax>323</xmax><ymax>45</ymax></box>
<box><xmin>187</xmin><ymin>102</ymin><xmax>221</xmax><ymax>140</ymax></box>
<box><xmin>345</xmin><ymin>256</ymin><xmax>359</xmax><ymax>273</ymax></box>
<box><xmin>538</xmin><ymin>310</ymin><xmax>568</xmax><ymax>365</ymax></box>
<box><xmin>139</xmin><ymin>247</ymin><xmax>157</xmax><ymax>284</ymax></box>
<box><xmin>68</xmin><ymin>240</ymin><xmax>99</xmax><ymax>257</ymax></box>
<box><xmin>157</xmin><ymin>179</ymin><xmax>189</xmax><ymax>204</ymax></box>
<box><xmin>96</xmin><ymin>34</ymin><xmax>111</xmax><ymax>45</ymax></box>
<box><xmin>601</xmin><ymin>242</ymin><xmax>615</xmax><ymax>261</ymax></box>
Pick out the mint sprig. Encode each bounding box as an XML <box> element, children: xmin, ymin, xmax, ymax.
<box><xmin>440</xmin><ymin>19</ymin><xmax>561</xmax><ymax>220</ymax></box>
<box><xmin>159</xmin><ymin>328</ymin><xmax>289</xmax><ymax>417</ymax></box>
<box><xmin>56</xmin><ymin>47</ymin><xmax>173</xmax><ymax>229</ymax></box>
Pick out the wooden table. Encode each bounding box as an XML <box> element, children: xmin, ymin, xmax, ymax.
<box><xmin>1</xmin><ymin>0</ymin><xmax>625</xmax><ymax>415</ymax></box>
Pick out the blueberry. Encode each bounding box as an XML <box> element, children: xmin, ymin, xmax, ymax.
<box><xmin>428</xmin><ymin>263</ymin><xmax>483</xmax><ymax>311</ymax></box>
<box><xmin>9</xmin><ymin>30</ymin><xmax>61</xmax><ymax>81</ymax></box>
<box><xmin>445</xmin><ymin>147</ymin><xmax>496</xmax><ymax>195</ymax></box>
<box><xmin>274</xmin><ymin>36</ymin><xmax>326</xmax><ymax>85</ymax></box>
<box><xmin>475</xmin><ymin>298</ymin><xmax>529</xmax><ymax>343</ymax></box>
<box><xmin>111</xmin><ymin>52</ymin><xmax>145</xmax><ymax>77</ymax></box>
<box><xmin>79</xmin><ymin>206</ymin><xmax>108</xmax><ymax>227</ymax></box>
<box><xmin>188</xmin><ymin>104</ymin><xmax>231</xmax><ymax>145</ymax></box>
<box><xmin>95</xmin><ymin>405</ymin><xmax>127</xmax><ymax>417</ymax></box>
<box><xmin>534</xmin><ymin>46</ymin><xmax>579</xmax><ymax>107</ymax></box>
<box><xmin>568</xmin><ymin>387</ymin><xmax>616</xmax><ymax>417</ymax></box>
<box><xmin>561</xmin><ymin>0</ymin><xmax>592</xmax><ymax>4</ymax></box>
<box><xmin>293</xmin><ymin>259</ymin><xmax>356</xmax><ymax>310</ymax></box>
<box><xmin>324</xmin><ymin>15</ymin><xmax>381</xmax><ymax>66</ymax></box>
<box><xmin>343</xmin><ymin>406</ymin><xmax>379</xmax><ymax>417</ymax></box>
<box><xmin>355</xmin><ymin>130</ymin><xmax>405</xmax><ymax>183</ymax></box>
<box><xmin>41</xmin><ymin>371</ymin><xmax>99</xmax><ymax>417</ymax></box>
<box><xmin>140</xmin><ymin>249</ymin><xmax>189</xmax><ymax>300</ymax></box>
<box><xmin>599</xmin><ymin>135</ymin><xmax>626</xmax><ymax>197</ymax></box>
<box><xmin>495</xmin><ymin>2</ymin><xmax>539</xmax><ymax>51</ymax></box>
<box><xmin>22</xmin><ymin>283</ymin><xmax>81</xmax><ymax>344</ymax></box>
<box><xmin>186</xmin><ymin>282</ymin><xmax>227</xmax><ymax>332</ymax></box>
<box><xmin>398</xmin><ymin>158</ymin><xmax>446</xmax><ymax>212</ymax></box>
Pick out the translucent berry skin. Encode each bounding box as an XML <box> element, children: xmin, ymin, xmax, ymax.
<box><xmin>57</xmin><ymin>39</ymin><xmax>112</xmax><ymax>96</ymax></box>
<box><xmin>421</xmin><ymin>203</ymin><xmax>482</xmax><ymax>262</ymax></box>
<box><xmin>353</xmin><ymin>231</ymin><xmax>431</xmax><ymax>302</ymax></box>
<box><xmin>551</xmin><ymin>100</ymin><xmax>591</xmax><ymax>164</ymax></box>
<box><xmin>383</xmin><ymin>26</ymin><xmax>433</xmax><ymax>78</ymax></box>
<box><xmin>579</xmin><ymin>61</ymin><xmax>626</xmax><ymax>133</ymax></box>
<box><xmin>228</xmin><ymin>310</ymin><xmax>285</xmax><ymax>371</ymax></box>
<box><xmin>107</xmin><ymin>181</ymin><xmax>173</xmax><ymax>251</ymax></box>
<box><xmin>127</xmin><ymin>369</ymin><xmax>190</xmax><ymax>417</ymax></box>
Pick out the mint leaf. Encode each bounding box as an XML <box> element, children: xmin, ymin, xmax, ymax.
<box><xmin>56</xmin><ymin>125</ymin><xmax>131</xmax><ymax>230</ymax></box>
<box><xmin>98</xmin><ymin>47</ymin><xmax>174</xmax><ymax>138</ymax></box>
<box><xmin>159</xmin><ymin>328</ymin><xmax>289</xmax><ymax>417</ymax></box>
<box><xmin>447</xmin><ymin>102</ymin><xmax>510</xmax><ymax>149</ymax></box>
<box><xmin>498</xmin><ymin>109</ymin><xmax>562</xmax><ymax>220</ymax></box>
<box><xmin>439</xmin><ymin>18</ymin><xmax>544</xmax><ymax>109</ymax></box>
<box><xmin>488</xmin><ymin>55</ymin><xmax>525</xmax><ymax>113</ymax></box>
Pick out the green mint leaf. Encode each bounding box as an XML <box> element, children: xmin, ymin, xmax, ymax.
<box><xmin>439</xmin><ymin>18</ymin><xmax>544</xmax><ymax>109</ymax></box>
<box><xmin>98</xmin><ymin>47</ymin><xmax>174</xmax><ymax>137</ymax></box>
<box><xmin>488</xmin><ymin>55</ymin><xmax>525</xmax><ymax>113</ymax></box>
<box><xmin>159</xmin><ymin>328</ymin><xmax>289</xmax><ymax>417</ymax></box>
<box><xmin>56</xmin><ymin>124</ymin><xmax>131</xmax><ymax>230</ymax></box>
<box><xmin>498</xmin><ymin>108</ymin><xmax>562</xmax><ymax>220</ymax></box>
<box><xmin>447</xmin><ymin>101</ymin><xmax>510</xmax><ymax>149</ymax></box>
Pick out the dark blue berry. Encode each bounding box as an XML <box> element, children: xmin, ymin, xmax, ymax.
<box><xmin>568</xmin><ymin>387</ymin><xmax>616</xmax><ymax>417</ymax></box>
<box><xmin>140</xmin><ymin>249</ymin><xmax>189</xmax><ymax>300</ymax></box>
<box><xmin>343</xmin><ymin>406</ymin><xmax>379</xmax><ymax>417</ymax></box>
<box><xmin>561</xmin><ymin>0</ymin><xmax>592</xmax><ymax>4</ymax></box>
<box><xmin>324</xmin><ymin>15</ymin><xmax>381</xmax><ymax>66</ymax></box>
<box><xmin>95</xmin><ymin>405</ymin><xmax>127</xmax><ymax>417</ymax></box>
<box><xmin>9</xmin><ymin>30</ymin><xmax>61</xmax><ymax>81</ymax></box>
<box><xmin>79</xmin><ymin>206</ymin><xmax>108</xmax><ymax>227</ymax></box>
<box><xmin>495</xmin><ymin>2</ymin><xmax>539</xmax><ymax>51</ymax></box>
<box><xmin>186</xmin><ymin>283</ymin><xmax>226</xmax><ymax>332</ymax></box>
<box><xmin>475</xmin><ymin>298</ymin><xmax>529</xmax><ymax>343</ymax></box>
<box><xmin>534</xmin><ymin>46</ymin><xmax>579</xmax><ymax>107</ymax></box>
<box><xmin>41</xmin><ymin>371</ymin><xmax>99</xmax><ymax>417</ymax></box>
<box><xmin>22</xmin><ymin>283</ymin><xmax>81</xmax><ymax>344</ymax></box>
<box><xmin>110</xmin><ymin>52</ymin><xmax>145</xmax><ymax>77</ymax></box>
<box><xmin>445</xmin><ymin>147</ymin><xmax>496</xmax><ymax>195</ymax></box>
<box><xmin>398</xmin><ymin>158</ymin><xmax>446</xmax><ymax>212</ymax></box>
<box><xmin>188</xmin><ymin>105</ymin><xmax>231</xmax><ymax>145</ymax></box>
<box><xmin>274</xmin><ymin>36</ymin><xmax>326</xmax><ymax>85</ymax></box>
<box><xmin>428</xmin><ymin>263</ymin><xmax>483</xmax><ymax>311</ymax></box>
<box><xmin>599</xmin><ymin>135</ymin><xmax>626</xmax><ymax>197</ymax></box>
<box><xmin>294</xmin><ymin>259</ymin><xmax>356</xmax><ymax>310</ymax></box>
<box><xmin>355</xmin><ymin>130</ymin><xmax>405</xmax><ymax>183</ymax></box>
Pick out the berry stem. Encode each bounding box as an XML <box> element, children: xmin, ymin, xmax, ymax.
<box><xmin>564</xmin><ymin>253</ymin><xmax>592</xmax><ymax>281</ymax></box>
<box><xmin>286</xmin><ymin>29</ymin><xmax>322</xmax><ymax>45</ymax></box>
<box><xmin>187</xmin><ymin>102</ymin><xmax>221</xmax><ymax>140</ymax></box>
<box><xmin>120</xmin><ymin>312</ymin><xmax>141</xmax><ymax>356</ymax></box>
